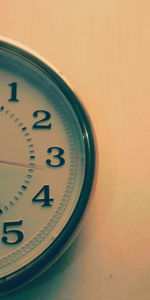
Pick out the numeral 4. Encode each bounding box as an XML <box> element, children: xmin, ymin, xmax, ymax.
<box><xmin>32</xmin><ymin>185</ymin><xmax>54</xmax><ymax>207</ymax></box>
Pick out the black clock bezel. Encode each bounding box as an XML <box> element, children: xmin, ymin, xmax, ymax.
<box><xmin>0</xmin><ymin>38</ymin><xmax>95</xmax><ymax>296</ymax></box>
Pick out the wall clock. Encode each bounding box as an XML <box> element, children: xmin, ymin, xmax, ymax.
<box><xmin>0</xmin><ymin>37</ymin><xmax>95</xmax><ymax>295</ymax></box>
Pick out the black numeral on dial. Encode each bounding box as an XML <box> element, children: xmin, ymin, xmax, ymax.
<box><xmin>2</xmin><ymin>220</ymin><xmax>23</xmax><ymax>245</ymax></box>
<box><xmin>8</xmin><ymin>82</ymin><xmax>19</xmax><ymax>102</ymax></box>
<box><xmin>46</xmin><ymin>147</ymin><xmax>65</xmax><ymax>167</ymax></box>
<box><xmin>32</xmin><ymin>110</ymin><xmax>51</xmax><ymax>129</ymax></box>
<box><xmin>32</xmin><ymin>185</ymin><xmax>54</xmax><ymax>207</ymax></box>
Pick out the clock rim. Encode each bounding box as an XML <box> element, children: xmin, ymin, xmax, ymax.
<box><xmin>0</xmin><ymin>38</ymin><xmax>96</xmax><ymax>296</ymax></box>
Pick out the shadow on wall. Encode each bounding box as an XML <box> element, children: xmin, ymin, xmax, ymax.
<box><xmin>2</xmin><ymin>230</ymin><xmax>82</xmax><ymax>300</ymax></box>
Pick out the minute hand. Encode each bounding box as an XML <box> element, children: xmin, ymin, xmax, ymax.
<box><xmin>0</xmin><ymin>160</ymin><xmax>43</xmax><ymax>170</ymax></box>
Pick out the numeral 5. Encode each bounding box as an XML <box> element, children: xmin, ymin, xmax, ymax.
<box><xmin>2</xmin><ymin>220</ymin><xmax>23</xmax><ymax>245</ymax></box>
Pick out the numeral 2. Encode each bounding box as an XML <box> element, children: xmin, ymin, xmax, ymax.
<box><xmin>32</xmin><ymin>110</ymin><xmax>51</xmax><ymax>129</ymax></box>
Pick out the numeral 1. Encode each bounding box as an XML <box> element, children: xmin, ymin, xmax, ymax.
<box><xmin>8</xmin><ymin>82</ymin><xmax>19</xmax><ymax>102</ymax></box>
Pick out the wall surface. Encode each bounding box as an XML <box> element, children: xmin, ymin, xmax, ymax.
<box><xmin>1</xmin><ymin>1</ymin><xmax>150</xmax><ymax>299</ymax></box>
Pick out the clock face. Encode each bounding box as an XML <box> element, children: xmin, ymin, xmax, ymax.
<box><xmin>0</xmin><ymin>38</ymin><xmax>95</xmax><ymax>295</ymax></box>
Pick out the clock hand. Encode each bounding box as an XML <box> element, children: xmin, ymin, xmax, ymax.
<box><xmin>0</xmin><ymin>160</ymin><xmax>43</xmax><ymax>170</ymax></box>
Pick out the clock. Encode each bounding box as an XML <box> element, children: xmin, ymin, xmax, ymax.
<box><xmin>0</xmin><ymin>37</ymin><xmax>95</xmax><ymax>295</ymax></box>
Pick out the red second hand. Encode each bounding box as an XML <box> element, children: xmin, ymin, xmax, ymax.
<box><xmin>0</xmin><ymin>160</ymin><xmax>43</xmax><ymax>170</ymax></box>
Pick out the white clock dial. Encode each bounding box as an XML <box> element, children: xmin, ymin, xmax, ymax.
<box><xmin>0</xmin><ymin>38</ymin><xmax>95</xmax><ymax>295</ymax></box>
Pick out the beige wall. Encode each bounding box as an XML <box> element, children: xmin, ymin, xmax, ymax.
<box><xmin>1</xmin><ymin>1</ymin><xmax>150</xmax><ymax>299</ymax></box>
